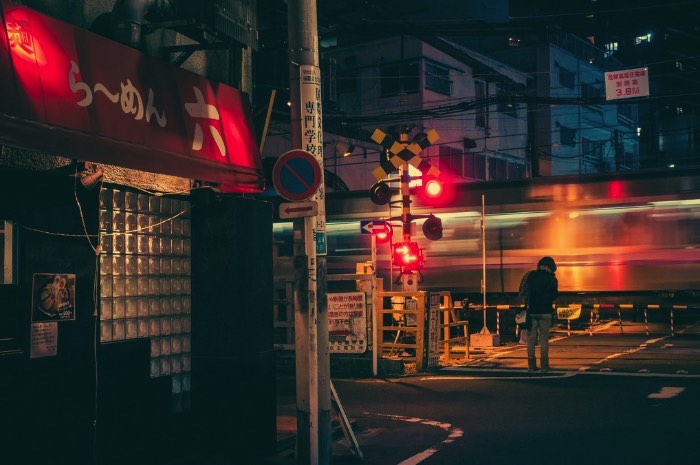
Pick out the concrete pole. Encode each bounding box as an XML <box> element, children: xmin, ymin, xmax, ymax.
<box><xmin>287</xmin><ymin>1</ymin><xmax>332</xmax><ymax>463</ymax></box>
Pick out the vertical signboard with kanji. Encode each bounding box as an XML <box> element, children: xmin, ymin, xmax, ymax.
<box><xmin>427</xmin><ymin>293</ymin><xmax>440</xmax><ymax>368</ymax></box>
<box><xmin>299</xmin><ymin>64</ymin><xmax>327</xmax><ymax>255</ymax></box>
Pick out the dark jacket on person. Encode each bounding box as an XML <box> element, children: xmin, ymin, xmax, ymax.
<box><xmin>524</xmin><ymin>268</ymin><xmax>558</xmax><ymax>314</ymax></box>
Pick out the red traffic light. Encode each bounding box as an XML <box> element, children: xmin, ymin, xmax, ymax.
<box><xmin>417</xmin><ymin>175</ymin><xmax>455</xmax><ymax>207</ymax></box>
<box><xmin>424</xmin><ymin>178</ymin><xmax>442</xmax><ymax>198</ymax></box>
<box><xmin>392</xmin><ymin>241</ymin><xmax>423</xmax><ymax>270</ymax></box>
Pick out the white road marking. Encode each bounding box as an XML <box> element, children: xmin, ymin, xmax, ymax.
<box><xmin>423</xmin><ymin>373</ymin><xmax>577</xmax><ymax>381</ymax></box>
<box><xmin>588</xmin><ymin>336</ymin><xmax>669</xmax><ymax>366</ymax></box>
<box><xmin>365</xmin><ymin>413</ymin><xmax>463</xmax><ymax>465</ymax></box>
<box><xmin>648</xmin><ymin>386</ymin><xmax>685</xmax><ymax>399</ymax></box>
<box><xmin>428</xmin><ymin>368</ymin><xmax>700</xmax><ymax>379</ymax></box>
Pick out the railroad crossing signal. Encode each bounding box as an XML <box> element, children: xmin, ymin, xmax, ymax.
<box><xmin>392</xmin><ymin>241</ymin><xmax>423</xmax><ymax>271</ymax></box>
<box><xmin>370</xmin><ymin>128</ymin><xmax>441</xmax><ymax>181</ymax></box>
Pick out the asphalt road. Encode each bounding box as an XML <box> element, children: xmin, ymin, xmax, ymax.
<box><xmin>333</xmin><ymin>370</ymin><xmax>700</xmax><ymax>465</ymax></box>
<box><xmin>270</xmin><ymin>317</ymin><xmax>700</xmax><ymax>465</ymax></box>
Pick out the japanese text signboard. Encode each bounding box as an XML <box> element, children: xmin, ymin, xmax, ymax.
<box><xmin>327</xmin><ymin>292</ymin><xmax>367</xmax><ymax>354</ymax></box>
<box><xmin>299</xmin><ymin>64</ymin><xmax>327</xmax><ymax>254</ymax></box>
<box><xmin>605</xmin><ymin>67</ymin><xmax>650</xmax><ymax>101</ymax></box>
<box><xmin>0</xmin><ymin>0</ymin><xmax>263</xmax><ymax>192</ymax></box>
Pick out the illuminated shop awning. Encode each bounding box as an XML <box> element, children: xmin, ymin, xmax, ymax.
<box><xmin>0</xmin><ymin>0</ymin><xmax>264</xmax><ymax>193</ymax></box>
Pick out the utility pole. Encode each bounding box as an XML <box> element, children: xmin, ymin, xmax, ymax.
<box><xmin>287</xmin><ymin>1</ymin><xmax>332</xmax><ymax>464</ymax></box>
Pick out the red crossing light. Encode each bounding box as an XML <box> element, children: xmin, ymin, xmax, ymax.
<box><xmin>375</xmin><ymin>222</ymin><xmax>393</xmax><ymax>243</ymax></box>
<box><xmin>392</xmin><ymin>241</ymin><xmax>423</xmax><ymax>270</ymax></box>
<box><xmin>424</xmin><ymin>178</ymin><xmax>442</xmax><ymax>198</ymax></box>
<box><xmin>417</xmin><ymin>175</ymin><xmax>455</xmax><ymax>207</ymax></box>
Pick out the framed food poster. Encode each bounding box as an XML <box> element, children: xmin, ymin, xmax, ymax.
<box><xmin>32</xmin><ymin>273</ymin><xmax>76</xmax><ymax>321</ymax></box>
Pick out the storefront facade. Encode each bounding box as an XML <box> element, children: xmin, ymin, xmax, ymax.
<box><xmin>0</xmin><ymin>2</ymin><xmax>274</xmax><ymax>463</ymax></box>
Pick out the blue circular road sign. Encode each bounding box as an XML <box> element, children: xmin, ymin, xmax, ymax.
<box><xmin>272</xmin><ymin>150</ymin><xmax>322</xmax><ymax>201</ymax></box>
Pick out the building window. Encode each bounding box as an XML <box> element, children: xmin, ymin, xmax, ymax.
<box><xmin>489</xmin><ymin>157</ymin><xmax>507</xmax><ymax>181</ymax></box>
<box><xmin>464</xmin><ymin>152</ymin><xmax>486</xmax><ymax>180</ymax></box>
<box><xmin>508</xmin><ymin>162</ymin><xmax>525</xmax><ymax>180</ymax></box>
<box><xmin>439</xmin><ymin>145</ymin><xmax>463</xmax><ymax>177</ymax></box>
<box><xmin>558</xmin><ymin>66</ymin><xmax>575</xmax><ymax>89</ymax></box>
<box><xmin>475</xmin><ymin>80</ymin><xmax>487</xmax><ymax>128</ymax></box>
<box><xmin>582</xmin><ymin>137</ymin><xmax>605</xmax><ymax>167</ymax></box>
<box><xmin>560</xmin><ymin>125</ymin><xmax>577</xmax><ymax>146</ymax></box>
<box><xmin>581</xmin><ymin>81</ymin><xmax>603</xmax><ymax>101</ymax></box>
<box><xmin>496</xmin><ymin>85</ymin><xmax>517</xmax><ymax>117</ymax></box>
<box><xmin>425</xmin><ymin>60</ymin><xmax>452</xmax><ymax>95</ymax></box>
<box><xmin>604</xmin><ymin>42</ymin><xmax>618</xmax><ymax>57</ymax></box>
<box><xmin>380</xmin><ymin>61</ymin><xmax>419</xmax><ymax>97</ymax></box>
<box><xmin>635</xmin><ymin>33</ymin><xmax>652</xmax><ymax>45</ymax></box>
<box><xmin>618</xmin><ymin>103</ymin><xmax>634</xmax><ymax>124</ymax></box>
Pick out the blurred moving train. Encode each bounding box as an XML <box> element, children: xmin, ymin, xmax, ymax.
<box><xmin>273</xmin><ymin>168</ymin><xmax>700</xmax><ymax>306</ymax></box>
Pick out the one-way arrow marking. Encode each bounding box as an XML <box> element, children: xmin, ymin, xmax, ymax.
<box><xmin>360</xmin><ymin>220</ymin><xmax>388</xmax><ymax>234</ymax></box>
<box><xmin>279</xmin><ymin>201</ymin><xmax>318</xmax><ymax>219</ymax></box>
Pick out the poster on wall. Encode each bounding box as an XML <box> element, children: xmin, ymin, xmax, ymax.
<box><xmin>327</xmin><ymin>292</ymin><xmax>367</xmax><ymax>354</ymax></box>
<box><xmin>30</xmin><ymin>322</ymin><xmax>58</xmax><ymax>358</ymax></box>
<box><xmin>31</xmin><ymin>273</ymin><xmax>76</xmax><ymax>321</ymax></box>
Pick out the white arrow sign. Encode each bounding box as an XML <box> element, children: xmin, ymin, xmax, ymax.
<box><xmin>360</xmin><ymin>220</ymin><xmax>388</xmax><ymax>234</ymax></box>
<box><xmin>279</xmin><ymin>201</ymin><xmax>318</xmax><ymax>219</ymax></box>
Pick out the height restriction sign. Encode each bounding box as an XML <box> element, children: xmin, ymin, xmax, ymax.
<box><xmin>605</xmin><ymin>67</ymin><xmax>649</xmax><ymax>100</ymax></box>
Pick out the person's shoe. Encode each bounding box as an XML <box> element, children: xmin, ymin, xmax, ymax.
<box><xmin>528</xmin><ymin>367</ymin><xmax>538</xmax><ymax>372</ymax></box>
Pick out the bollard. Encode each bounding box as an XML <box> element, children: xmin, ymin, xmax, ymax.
<box><xmin>644</xmin><ymin>308</ymin><xmax>649</xmax><ymax>336</ymax></box>
<box><xmin>617</xmin><ymin>304</ymin><xmax>634</xmax><ymax>335</ymax></box>
<box><xmin>670</xmin><ymin>305</ymin><xmax>686</xmax><ymax>336</ymax></box>
<box><xmin>646</xmin><ymin>305</ymin><xmax>659</xmax><ymax>336</ymax></box>
<box><xmin>496</xmin><ymin>305</ymin><xmax>509</xmax><ymax>337</ymax></box>
<box><xmin>589</xmin><ymin>304</ymin><xmax>600</xmax><ymax>336</ymax></box>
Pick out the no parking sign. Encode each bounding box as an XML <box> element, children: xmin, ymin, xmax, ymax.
<box><xmin>272</xmin><ymin>149</ymin><xmax>322</xmax><ymax>201</ymax></box>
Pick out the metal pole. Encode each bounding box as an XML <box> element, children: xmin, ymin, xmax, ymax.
<box><xmin>371</xmin><ymin>235</ymin><xmax>378</xmax><ymax>377</ymax></box>
<box><xmin>287</xmin><ymin>0</ymin><xmax>331</xmax><ymax>463</ymax></box>
<box><xmin>481</xmin><ymin>194</ymin><xmax>489</xmax><ymax>334</ymax></box>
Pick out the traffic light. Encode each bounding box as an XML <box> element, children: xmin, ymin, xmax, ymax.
<box><xmin>422</xmin><ymin>214</ymin><xmax>443</xmax><ymax>240</ymax></box>
<box><xmin>392</xmin><ymin>241</ymin><xmax>423</xmax><ymax>270</ymax></box>
<box><xmin>369</xmin><ymin>181</ymin><xmax>392</xmax><ymax>205</ymax></box>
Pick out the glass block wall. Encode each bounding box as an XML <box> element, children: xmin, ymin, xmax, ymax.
<box><xmin>98</xmin><ymin>187</ymin><xmax>192</xmax><ymax>410</ymax></box>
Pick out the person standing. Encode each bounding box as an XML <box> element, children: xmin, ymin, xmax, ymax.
<box><xmin>523</xmin><ymin>257</ymin><xmax>558</xmax><ymax>371</ymax></box>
